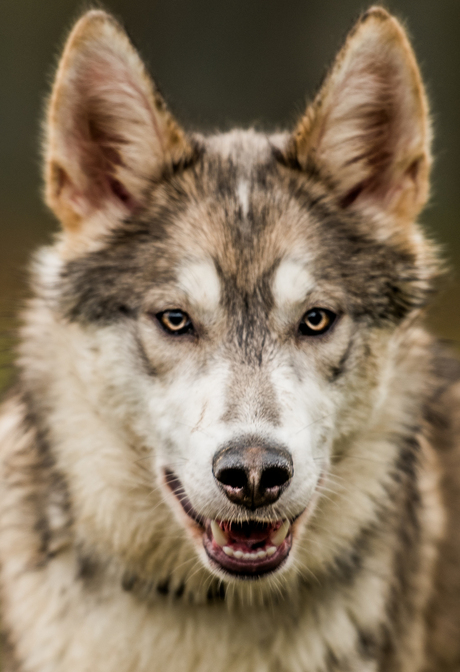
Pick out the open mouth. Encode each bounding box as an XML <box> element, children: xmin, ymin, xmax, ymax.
<box><xmin>203</xmin><ymin>518</ymin><xmax>291</xmax><ymax>577</ymax></box>
<box><xmin>164</xmin><ymin>469</ymin><xmax>293</xmax><ymax>578</ymax></box>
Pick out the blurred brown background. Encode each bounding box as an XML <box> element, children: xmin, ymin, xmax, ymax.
<box><xmin>1</xmin><ymin>0</ymin><xmax>460</xmax><ymax>392</ymax></box>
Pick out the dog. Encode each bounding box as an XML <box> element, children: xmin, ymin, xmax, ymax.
<box><xmin>0</xmin><ymin>5</ymin><xmax>459</xmax><ymax>671</ymax></box>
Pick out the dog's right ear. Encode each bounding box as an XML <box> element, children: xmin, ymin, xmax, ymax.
<box><xmin>284</xmin><ymin>7</ymin><xmax>431</xmax><ymax>225</ymax></box>
<box><xmin>44</xmin><ymin>10</ymin><xmax>191</xmax><ymax>234</ymax></box>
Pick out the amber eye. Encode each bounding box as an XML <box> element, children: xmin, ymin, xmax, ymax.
<box><xmin>157</xmin><ymin>310</ymin><xmax>194</xmax><ymax>335</ymax></box>
<box><xmin>299</xmin><ymin>308</ymin><xmax>336</xmax><ymax>336</ymax></box>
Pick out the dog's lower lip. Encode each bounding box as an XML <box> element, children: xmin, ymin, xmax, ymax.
<box><xmin>164</xmin><ymin>468</ymin><xmax>293</xmax><ymax>577</ymax></box>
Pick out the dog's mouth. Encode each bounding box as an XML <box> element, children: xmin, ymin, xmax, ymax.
<box><xmin>164</xmin><ymin>469</ymin><xmax>293</xmax><ymax>578</ymax></box>
<box><xmin>203</xmin><ymin>518</ymin><xmax>292</xmax><ymax>576</ymax></box>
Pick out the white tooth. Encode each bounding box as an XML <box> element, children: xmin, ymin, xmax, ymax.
<box><xmin>243</xmin><ymin>553</ymin><xmax>253</xmax><ymax>560</ymax></box>
<box><xmin>223</xmin><ymin>546</ymin><xmax>234</xmax><ymax>557</ymax></box>
<box><xmin>266</xmin><ymin>546</ymin><xmax>277</xmax><ymax>557</ymax></box>
<box><xmin>211</xmin><ymin>520</ymin><xmax>228</xmax><ymax>547</ymax></box>
<box><xmin>257</xmin><ymin>550</ymin><xmax>267</xmax><ymax>559</ymax></box>
<box><xmin>233</xmin><ymin>550</ymin><xmax>243</xmax><ymax>559</ymax></box>
<box><xmin>271</xmin><ymin>521</ymin><xmax>290</xmax><ymax>547</ymax></box>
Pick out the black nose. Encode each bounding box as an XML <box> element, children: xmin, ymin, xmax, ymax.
<box><xmin>213</xmin><ymin>438</ymin><xmax>293</xmax><ymax>509</ymax></box>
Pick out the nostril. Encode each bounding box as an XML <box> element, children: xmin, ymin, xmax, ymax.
<box><xmin>260</xmin><ymin>466</ymin><xmax>291</xmax><ymax>490</ymax></box>
<box><xmin>212</xmin><ymin>439</ymin><xmax>293</xmax><ymax>508</ymax></box>
<box><xmin>216</xmin><ymin>467</ymin><xmax>247</xmax><ymax>490</ymax></box>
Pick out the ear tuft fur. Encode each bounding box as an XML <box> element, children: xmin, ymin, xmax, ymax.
<box><xmin>285</xmin><ymin>6</ymin><xmax>431</xmax><ymax>224</ymax></box>
<box><xmin>44</xmin><ymin>10</ymin><xmax>191</xmax><ymax>232</ymax></box>
<box><xmin>360</xmin><ymin>6</ymin><xmax>393</xmax><ymax>22</ymax></box>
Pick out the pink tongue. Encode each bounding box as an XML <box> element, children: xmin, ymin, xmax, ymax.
<box><xmin>221</xmin><ymin>521</ymin><xmax>279</xmax><ymax>547</ymax></box>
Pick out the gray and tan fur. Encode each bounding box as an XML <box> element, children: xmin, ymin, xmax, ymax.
<box><xmin>0</xmin><ymin>6</ymin><xmax>459</xmax><ymax>671</ymax></box>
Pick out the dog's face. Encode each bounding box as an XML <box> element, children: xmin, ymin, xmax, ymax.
<box><xmin>38</xmin><ymin>8</ymin><xmax>434</xmax><ymax>588</ymax></box>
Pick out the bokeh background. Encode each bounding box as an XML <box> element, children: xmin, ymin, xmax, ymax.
<box><xmin>1</xmin><ymin>0</ymin><xmax>460</xmax><ymax>393</ymax></box>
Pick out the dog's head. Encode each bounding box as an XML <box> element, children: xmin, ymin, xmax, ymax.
<box><xmin>32</xmin><ymin>8</ymin><xmax>436</xmax><ymax>595</ymax></box>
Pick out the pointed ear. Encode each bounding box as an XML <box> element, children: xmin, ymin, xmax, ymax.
<box><xmin>286</xmin><ymin>7</ymin><xmax>431</xmax><ymax>223</ymax></box>
<box><xmin>44</xmin><ymin>10</ymin><xmax>192</xmax><ymax>232</ymax></box>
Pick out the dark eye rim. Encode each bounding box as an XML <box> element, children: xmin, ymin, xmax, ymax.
<box><xmin>298</xmin><ymin>308</ymin><xmax>338</xmax><ymax>337</ymax></box>
<box><xmin>155</xmin><ymin>309</ymin><xmax>195</xmax><ymax>336</ymax></box>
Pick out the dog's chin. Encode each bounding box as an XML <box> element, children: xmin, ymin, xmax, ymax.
<box><xmin>164</xmin><ymin>469</ymin><xmax>299</xmax><ymax>580</ymax></box>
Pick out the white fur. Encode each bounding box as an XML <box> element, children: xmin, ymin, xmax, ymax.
<box><xmin>272</xmin><ymin>258</ymin><xmax>316</xmax><ymax>309</ymax></box>
<box><xmin>237</xmin><ymin>179</ymin><xmax>250</xmax><ymax>217</ymax></box>
<box><xmin>176</xmin><ymin>259</ymin><xmax>221</xmax><ymax>316</ymax></box>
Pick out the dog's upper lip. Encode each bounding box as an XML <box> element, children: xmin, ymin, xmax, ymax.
<box><xmin>164</xmin><ymin>468</ymin><xmax>205</xmax><ymax>527</ymax></box>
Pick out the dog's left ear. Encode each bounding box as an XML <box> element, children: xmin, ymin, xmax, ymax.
<box><xmin>286</xmin><ymin>7</ymin><xmax>431</xmax><ymax>223</ymax></box>
<box><xmin>44</xmin><ymin>10</ymin><xmax>192</xmax><ymax>233</ymax></box>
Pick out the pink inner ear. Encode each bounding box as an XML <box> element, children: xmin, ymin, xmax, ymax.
<box><xmin>86</xmin><ymin>118</ymin><xmax>137</xmax><ymax>210</ymax></box>
<box><xmin>108</xmin><ymin>176</ymin><xmax>137</xmax><ymax>210</ymax></box>
<box><xmin>60</xmin><ymin>56</ymin><xmax>149</xmax><ymax>215</ymax></box>
<box><xmin>407</xmin><ymin>157</ymin><xmax>422</xmax><ymax>184</ymax></box>
<box><xmin>68</xmin><ymin>112</ymin><xmax>137</xmax><ymax>214</ymax></box>
<box><xmin>339</xmin><ymin>182</ymin><xmax>368</xmax><ymax>209</ymax></box>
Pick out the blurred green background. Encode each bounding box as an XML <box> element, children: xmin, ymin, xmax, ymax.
<box><xmin>1</xmin><ymin>0</ymin><xmax>460</xmax><ymax>392</ymax></box>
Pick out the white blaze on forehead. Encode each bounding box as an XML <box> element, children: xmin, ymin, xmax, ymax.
<box><xmin>273</xmin><ymin>259</ymin><xmax>316</xmax><ymax>308</ymax></box>
<box><xmin>237</xmin><ymin>179</ymin><xmax>250</xmax><ymax>217</ymax></box>
<box><xmin>177</xmin><ymin>259</ymin><xmax>221</xmax><ymax>313</ymax></box>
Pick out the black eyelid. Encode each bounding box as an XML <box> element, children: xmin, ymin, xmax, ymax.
<box><xmin>299</xmin><ymin>308</ymin><xmax>337</xmax><ymax>337</ymax></box>
<box><xmin>155</xmin><ymin>309</ymin><xmax>195</xmax><ymax>336</ymax></box>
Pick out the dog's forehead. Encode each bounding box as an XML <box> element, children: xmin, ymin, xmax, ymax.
<box><xmin>174</xmin><ymin>256</ymin><xmax>315</xmax><ymax>315</ymax></box>
<box><xmin>59</xmin><ymin>130</ymin><xmax>422</xmax><ymax>327</ymax></box>
<box><xmin>166</xmin><ymin>130</ymin><xmax>314</xmax><ymax>297</ymax></box>
<box><xmin>204</xmin><ymin>129</ymin><xmax>281</xmax><ymax>167</ymax></box>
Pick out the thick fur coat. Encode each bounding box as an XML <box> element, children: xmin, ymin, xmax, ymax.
<box><xmin>1</xmin><ymin>6</ymin><xmax>460</xmax><ymax>671</ymax></box>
